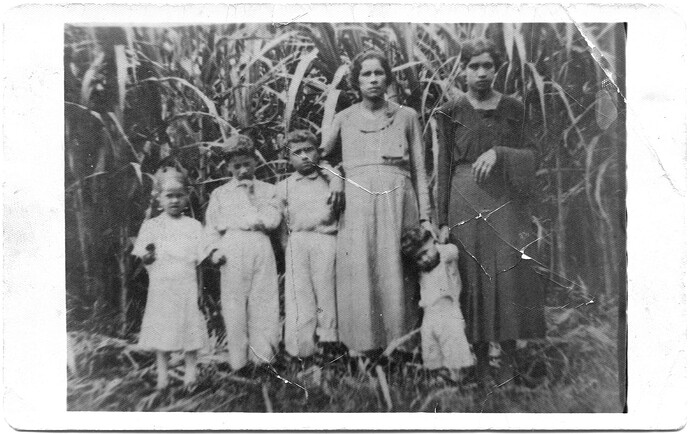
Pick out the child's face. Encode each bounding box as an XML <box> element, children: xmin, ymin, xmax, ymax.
<box><xmin>288</xmin><ymin>141</ymin><xmax>319</xmax><ymax>175</ymax></box>
<box><xmin>414</xmin><ymin>238</ymin><xmax>441</xmax><ymax>272</ymax></box>
<box><xmin>227</xmin><ymin>155</ymin><xmax>257</xmax><ymax>181</ymax></box>
<box><xmin>464</xmin><ymin>52</ymin><xmax>496</xmax><ymax>94</ymax></box>
<box><xmin>159</xmin><ymin>181</ymin><xmax>188</xmax><ymax>217</ymax></box>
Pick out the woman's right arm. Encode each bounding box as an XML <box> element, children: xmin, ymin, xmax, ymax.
<box><xmin>320</xmin><ymin>112</ymin><xmax>343</xmax><ymax>167</ymax></box>
<box><xmin>434</xmin><ymin>102</ymin><xmax>455</xmax><ymax>240</ymax></box>
<box><xmin>320</xmin><ymin>112</ymin><xmax>344</xmax><ymax>212</ymax></box>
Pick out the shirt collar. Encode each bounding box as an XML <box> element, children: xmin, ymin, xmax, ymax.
<box><xmin>230</xmin><ymin>177</ymin><xmax>255</xmax><ymax>188</ymax></box>
<box><xmin>295</xmin><ymin>171</ymin><xmax>320</xmax><ymax>181</ymax></box>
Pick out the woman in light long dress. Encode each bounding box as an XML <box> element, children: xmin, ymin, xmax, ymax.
<box><xmin>321</xmin><ymin>50</ymin><xmax>433</xmax><ymax>355</ymax></box>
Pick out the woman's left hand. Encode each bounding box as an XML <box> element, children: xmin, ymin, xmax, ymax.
<box><xmin>472</xmin><ymin>148</ymin><xmax>497</xmax><ymax>184</ymax></box>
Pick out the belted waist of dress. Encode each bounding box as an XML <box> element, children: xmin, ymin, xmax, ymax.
<box><xmin>288</xmin><ymin>228</ymin><xmax>338</xmax><ymax>236</ymax></box>
<box><xmin>221</xmin><ymin>229</ymin><xmax>271</xmax><ymax>237</ymax></box>
<box><xmin>343</xmin><ymin>162</ymin><xmax>411</xmax><ymax>177</ymax></box>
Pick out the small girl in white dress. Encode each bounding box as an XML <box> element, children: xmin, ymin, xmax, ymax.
<box><xmin>132</xmin><ymin>168</ymin><xmax>209</xmax><ymax>389</ymax></box>
<box><xmin>401</xmin><ymin>227</ymin><xmax>474</xmax><ymax>382</ymax></box>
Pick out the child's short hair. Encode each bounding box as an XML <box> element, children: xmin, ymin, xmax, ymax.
<box><xmin>152</xmin><ymin>166</ymin><xmax>188</xmax><ymax>196</ymax></box>
<box><xmin>222</xmin><ymin>134</ymin><xmax>256</xmax><ymax>160</ymax></box>
<box><xmin>401</xmin><ymin>226</ymin><xmax>434</xmax><ymax>259</ymax></box>
<box><xmin>285</xmin><ymin>129</ymin><xmax>318</xmax><ymax>149</ymax></box>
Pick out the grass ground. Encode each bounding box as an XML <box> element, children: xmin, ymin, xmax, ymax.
<box><xmin>67</xmin><ymin>308</ymin><xmax>622</xmax><ymax>413</ymax></box>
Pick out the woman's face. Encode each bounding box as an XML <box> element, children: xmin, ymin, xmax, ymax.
<box><xmin>358</xmin><ymin>58</ymin><xmax>387</xmax><ymax>100</ymax></box>
<box><xmin>465</xmin><ymin>52</ymin><xmax>496</xmax><ymax>93</ymax></box>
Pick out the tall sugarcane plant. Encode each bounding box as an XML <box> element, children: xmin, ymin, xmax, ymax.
<box><xmin>65</xmin><ymin>22</ymin><xmax>625</xmax><ymax>335</ymax></box>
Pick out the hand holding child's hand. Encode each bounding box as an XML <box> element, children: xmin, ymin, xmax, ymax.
<box><xmin>209</xmin><ymin>248</ymin><xmax>226</xmax><ymax>266</ymax></box>
<box><xmin>438</xmin><ymin>225</ymin><xmax>450</xmax><ymax>244</ymax></box>
<box><xmin>421</xmin><ymin>220</ymin><xmax>438</xmax><ymax>241</ymax></box>
<box><xmin>327</xmin><ymin>179</ymin><xmax>345</xmax><ymax>217</ymax></box>
<box><xmin>142</xmin><ymin>243</ymin><xmax>156</xmax><ymax>265</ymax></box>
<box><xmin>319</xmin><ymin>160</ymin><xmax>345</xmax><ymax>215</ymax></box>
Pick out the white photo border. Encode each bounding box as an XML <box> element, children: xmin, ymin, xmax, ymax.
<box><xmin>3</xmin><ymin>1</ymin><xmax>687</xmax><ymax>430</ymax></box>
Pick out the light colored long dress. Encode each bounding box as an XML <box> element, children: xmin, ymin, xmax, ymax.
<box><xmin>132</xmin><ymin>214</ymin><xmax>209</xmax><ymax>352</ymax></box>
<box><xmin>322</xmin><ymin>101</ymin><xmax>431</xmax><ymax>352</ymax></box>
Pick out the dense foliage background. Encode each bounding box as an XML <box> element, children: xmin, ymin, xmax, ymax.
<box><xmin>65</xmin><ymin>22</ymin><xmax>626</xmax><ymax>412</ymax></box>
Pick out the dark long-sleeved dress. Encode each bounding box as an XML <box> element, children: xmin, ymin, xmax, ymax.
<box><xmin>435</xmin><ymin>94</ymin><xmax>545</xmax><ymax>343</ymax></box>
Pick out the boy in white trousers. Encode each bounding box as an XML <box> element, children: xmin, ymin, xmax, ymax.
<box><xmin>401</xmin><ymin>227</ymin><xmax>475</xmax><ymax>381</ymax></box>
<box><xmin>277</xmin><ymin>130</ymin><xmax>340</xmax><ymax>359</ymax></box>
<box><xmin>205</xmin><ymin>135</ymin><xmax>282</xmax><ymax>371</ymax></box>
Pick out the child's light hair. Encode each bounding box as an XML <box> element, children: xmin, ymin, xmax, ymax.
<box><xmin>152</xmin><ymin>166</ymin><xmax>188</xmax><ymax>196</ymax></box>
<box><xmin>401</xmin><ymin>226</ymin><xmax>433</xmax><ymax>259</ymax></box>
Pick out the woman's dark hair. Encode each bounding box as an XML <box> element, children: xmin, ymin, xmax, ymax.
<box><xmin>349</xmin><ymin>50</ymin><xmax>394</xmax><ymax>93</ymax></box>
<box><xmin>460</xmin><ymin>38</ymin><xmax>502</xmax><ymax>69</ymax></box>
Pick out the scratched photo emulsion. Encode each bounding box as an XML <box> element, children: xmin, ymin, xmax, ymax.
<box><xmin>65</xmin><ymin>22</ymin><xmax>626</xmax><ymax>413</ymax></box>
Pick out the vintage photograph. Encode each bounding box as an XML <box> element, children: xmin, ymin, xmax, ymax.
<box><xmin>64</xmin><ymin>22</ymin><xmax>626</xmax><ymax>412</ymax></box>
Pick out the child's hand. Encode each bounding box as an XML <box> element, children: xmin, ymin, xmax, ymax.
<box><xmin>142</xmin><ymin>243</ymin><xmax>156</xmax><ymax>265</ymax></box>
<box><xmin>209</xmin><ymin>248</ymin><xmax>226</xmax><ymax>266</ymax></box>
<box><xmin>421</xmin><ymin>220</ymin><xmax>438</xmax><ymax>241</ymax></box>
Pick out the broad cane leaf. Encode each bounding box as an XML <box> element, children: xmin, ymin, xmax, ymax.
<box><xmin>114</xmin><ymin>44</ymin><xmax>128</xmax><ymax>122</ymax></box>
<box><xmin>285</xmin><ymin>49</ymin><xmax>319</xmax><ymax>131</ymax></box>
<box><xmin>130</xmin><ymin>162</ymin><xmax>143</xmax><ymax>185</ymax></box>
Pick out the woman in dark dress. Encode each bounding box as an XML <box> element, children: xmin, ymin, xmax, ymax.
<box><xmin>435</xmin><ymin>39</ymin><xmax>545</xmax><ymax>383</ymax></box>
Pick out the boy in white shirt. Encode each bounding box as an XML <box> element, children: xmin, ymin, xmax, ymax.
<box><xmin>277</xmin><ymin>130</ymin><xmax>340</xmax><ymax>359</ymax></box>
<box><xmin>401</xmin><ymin>227</ymin><xmax>475</xmax><ymax>381</ymax></box>
<box><xmin>204</xmin><ymin>135</ymin><xmax>282</xmax><ymax>371</ymax></box>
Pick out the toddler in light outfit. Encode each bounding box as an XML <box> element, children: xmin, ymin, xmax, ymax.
<box><xmin>132</xmin><ymin>167</ymin><xmax>209</xmax><ymax>389</ymax></box>
<box><xmin>401</xmin><ymin>227</ymin><xmax>474</xmax><ymax>381</ymax></box>
<box><xmin>204</xmin><ymin>135</ymin><xmax>282</xmax><ymax>371</ymax></box>
<box><xmin>276</xmin><ymin>130</ymin><xmax>340</xmax><ymax>359</ymax></box>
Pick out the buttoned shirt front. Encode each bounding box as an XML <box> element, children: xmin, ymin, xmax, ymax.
<box><xmin>204</xmin><ymin>178</ymin><xmax>282</xmax><ymax>254</ymax></box>
<box><xmin>276</xmin><ymin>170</ymin><xmax>338</xmax><ymax>235</ymax></box>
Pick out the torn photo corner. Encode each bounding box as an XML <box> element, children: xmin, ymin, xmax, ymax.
<box><xmin>2</xmin><ymin>1</ymin><xmax>687</xmax><ymax>431</ymax></box>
